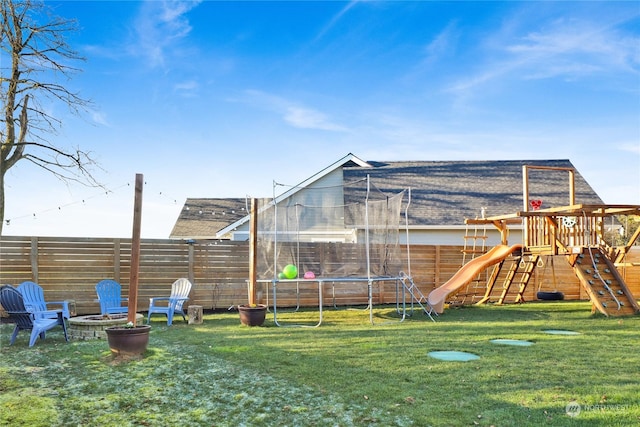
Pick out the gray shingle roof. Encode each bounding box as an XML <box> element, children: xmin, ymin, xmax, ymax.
<box><xmin>169</xmin><ymin>198</ymin><xmax>249</xmax><ymax>238</ymax></box>
<box><xmin>169</xmin><ymin>158</ymin><xmax>604</xmax><ymax>238</ymax></box>
<box><xmin>344</xmin><ymin>159</ymin><xmax>603</xmax><ymax>226</ymax></box>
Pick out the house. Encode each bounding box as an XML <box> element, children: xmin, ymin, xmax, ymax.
<box><xmin>169</xmin><ymin>153</ymin><xmax>604</xmax><ymax>245</ymax></box>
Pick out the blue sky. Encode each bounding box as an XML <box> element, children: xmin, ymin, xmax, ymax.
<box><xmin>3</xmin><ymin>0</ymin><xmax>639</xmax><ymax>238</ymax></box>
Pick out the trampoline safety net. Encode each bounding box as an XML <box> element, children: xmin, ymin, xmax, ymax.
<box><xmin>256</xmin><ymin>176</ymin><xmax>408</xmax><ymax>280</ymax></box>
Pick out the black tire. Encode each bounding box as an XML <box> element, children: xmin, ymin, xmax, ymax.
<box><xmin>536</xmin><ymin>291</ymin><xmax>564</xmax><ymax>301</ymax></box>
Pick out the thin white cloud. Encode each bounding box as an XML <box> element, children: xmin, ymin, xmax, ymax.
<box><xmin>282</xmin><ymin>106</ymin><xmax>342</xmax><ymax>131</ymax></box>
<box><xmin>449</xmin><ymin>10</ymin><xmax>640</xmax><ymax>94</ymax></box>
<box><xmin>174</xmin><ymin>80</ymin><xmax>198</xmax><ymax>91</ymax></box>
<box><xmin>423</xmin><ymin>21</ymin><xmax>459</xmax><ymax>64</ymax></box>
<box><xmin>242</xmin><ymin>90</ymin><xmax>348</xmax><ymax>132</ymax></box>
<box><xmin>174</xmin><ymin>80</ymin><xmax>199</xmax><ymax>97</ymax></box>
<box><xmin>447</xmin><ymin>58</ymin><xmax>523</xmax><ymax>93</ymax></box>
<box><xmin>313</xmin><ymin>1</ymin><xmax>360</xmax><ymax>42</ymax></box>
<box><xmin>132</xmin><ymin>0</ymin><xmax>202</xmax><ymax>68</ymax></box>
<box><xmin>619</xmin><ymin>142</ymin><xmax>640</xmax><ymax>155</ymax></box>
<box><xmin>403</xmin><ymin>20</ymin><xmax>460</xmax><ymax>84</ymax></box>
<box><xmin>90</xmin><ymin>110</ymin><xmax>109</xmax><ymax>126</ymax></box>
<box><xmin>508</xmin><ymin>18</ymin><xmax>640</xmax><ymax>78</ymax></box>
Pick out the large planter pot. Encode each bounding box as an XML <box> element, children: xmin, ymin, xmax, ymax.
<box><xmin>105</xmin><ymin>325</ymin><xmax>151</xmax><ymax>356</ymax></box>
<box><xmin>238</xmin><ymin>304</ymin><xmax>267</xmax><ymax>326</ymax></box>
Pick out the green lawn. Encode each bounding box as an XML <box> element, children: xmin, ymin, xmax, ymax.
<box><xmin>1</xmin><ymin>301</ymin><xmax>639</xmax><ymax>426</ymax></box>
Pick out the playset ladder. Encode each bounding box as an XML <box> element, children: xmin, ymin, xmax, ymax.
<box><xmin>462</xmin><ymin>220</ymin><xmax>488</xmax><ymax>263</ymax></box>
<box><xmin>399</xmin><ymin>273</ymin><xmax>436</xmax><ymax>322</ymax></box>
<box><xmin>456</xmin><ymin>220</ymin><xmax>489</xmax><ymax>304</ymax></box>
<box><xmin>494</xmin><ymin>255</ymin><xmax>538</xmax><ymax>305</ymax></box>
<box><xmin>465</xmin><ymin>274</ymin><xmax>493</xmax><ymax>304</ymax></box>
<box><xmin>475</xmin><ymin>259</ymin><xmax>506</xmax><ymax>305</ymax></box>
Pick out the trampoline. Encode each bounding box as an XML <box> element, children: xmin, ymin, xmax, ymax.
<box><xmin>260</xmin><ymin>276</ymin><xmax>409</xmax><ymax>327</ymax></box>
<box><xmin>255</xmin><ymin>175</ymin><xmax>434</xmax><ymax>327</ymax></box>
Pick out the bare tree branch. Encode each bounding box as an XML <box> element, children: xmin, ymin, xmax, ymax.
<box><xmin>1</xmin><ymin>0</ymin><xmax>100</xmax><ymax>234</ymax></box>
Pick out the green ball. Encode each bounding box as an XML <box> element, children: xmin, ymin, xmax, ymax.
<box><xmin>282</xmin><ymin>264</ymin><xmax>297</xmax><ymax>279</ymax></box>
<box><xmin>278</xmin><ymin>272</ymin><xmax>285</xmax><ymax>280</ymax></box>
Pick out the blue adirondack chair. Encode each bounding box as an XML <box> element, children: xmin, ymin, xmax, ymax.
<box><xmin>95</xmin><ymin>279</ymin><xmax>129</xmax><ymax>315</ymax></box>
<box><xmin>17</xmin><ymin>281</ymin><xmax>71</xmax><ymax>320</ymax></box>
<box><xmin>147</xmin><ymin>278</ymin><xmax>192</xmax><ymax>325</ymax></box>
<box><xmin>0</xmin><ymin>285</ymin><xmax>69</xmax><ymax>347</ymax></box>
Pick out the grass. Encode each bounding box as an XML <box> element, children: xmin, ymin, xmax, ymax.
<box><xmin>1</xmin><ymin>301</ymin><xmax>639</xmax><ymax>426</ymax></box>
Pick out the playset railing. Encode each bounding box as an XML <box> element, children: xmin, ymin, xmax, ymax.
<box><xmin>522</xmin><ymin>210</ymin><xmax>602</xmax><ymax>255</ymax></box>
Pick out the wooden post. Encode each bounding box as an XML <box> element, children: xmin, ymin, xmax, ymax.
<box><xmin>568</xmin><ymin>169</ymin><xmax>575</xmax><ymax>206</ymax></box>
<box><xmin>128</xmin><ymin>174</ymin><xmax>143</xmax><ymax>323</ymax></box>
<box><xmin>522</xmin><ymin>165</ymin><xmax>530</xmax><ymax>248</ymax></box>
<box><xmin>188</xmin><ymin>305</ymin><xmax>203</xmax><ymax>324</ymax></box>
<box><xmin>30</xmin><ymin>237</ymin><xmax>38</xmax><ymax>281</ymax></box>
<box><xmin>113</xmin><ymin>239</ymin><xmax>121</xmax><ymax>282</ymax></box>
<box><xmin>248</xmin><ymin>198</ymin><xmax>258</xmax><ymax>305</ymax></box>
<box><xmin>522</xmin><ymin>165</ymin><xmax>529</xmax><ymax>212</ymax></box>
<box><xmin>434</xmin><ymin>245</ymin><xmax>440</xmax><ymax>286</ymax></box>
<box><xmin>188</xmin><ymin>242</ymin><xmax>195</xmax><ymax>285</ymax></box>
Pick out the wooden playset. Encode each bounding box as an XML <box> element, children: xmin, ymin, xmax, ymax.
<box><xmin>430</xmin><ymin>165</ymin><xmax>640</xmax><ymax>317</ymax></box>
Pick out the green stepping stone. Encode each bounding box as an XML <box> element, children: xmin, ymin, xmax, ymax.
<box><xmin>428</xmin><ymin>351</ymin><xmax>480</xmax><ymax>362</ymax></box>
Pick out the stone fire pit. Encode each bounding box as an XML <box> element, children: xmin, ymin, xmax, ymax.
<box><xmin>68</xmin><ymin>313</ymin><xmax>144</xmax><ymax>340</ymax></box>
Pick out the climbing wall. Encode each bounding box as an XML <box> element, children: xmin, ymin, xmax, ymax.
<box><xmin>570</xmin><ymin>248</ymin><xmax>640</xmax><ymax>317</ymax></box>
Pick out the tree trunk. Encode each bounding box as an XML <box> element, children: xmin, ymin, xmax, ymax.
<box><xmin>0</xmin><ymin>170</ymin><xmax>5</xmax><ymax>235</ymax></box>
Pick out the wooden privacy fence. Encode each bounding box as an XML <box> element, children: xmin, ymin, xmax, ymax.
<box><xmin>1</xmin><ymin>236</ymin><xmax>638</xmax><ymax>316</ymax></box>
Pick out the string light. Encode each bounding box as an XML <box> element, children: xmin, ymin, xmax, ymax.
<box><xmin>4</xmin><ymin>182</ymin><xmax>183</xmax><ymax>227</ymax></box>
<box><xmin>158</xmin><ymin>191</ymin><xmax>178</xmax><ymax>204</ymax></box>
<box><xmin>180</xmin><ymin>205</ymin><xmax>248</xmax><ymax>218</ymax></box>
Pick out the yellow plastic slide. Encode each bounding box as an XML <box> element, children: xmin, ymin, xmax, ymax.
<box><xmin>427</xmin><ymin>244</ymin><xmax>523</xmax><ymax>314</ymax></box>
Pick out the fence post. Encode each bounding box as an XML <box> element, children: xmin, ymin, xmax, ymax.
<box><xmin>113</xmin><ymin>239</ymin><xmax>121</xmax><ymax>282</ymax></box>
<box><xmin>30</xmin><ymin>237</ymin><xmax>38</xmax><ymax>282</ymax></box>
<box><xmin>188</xmin><ymin>242</ymin><xmax>195</xmax><ymax>284</ymax></box>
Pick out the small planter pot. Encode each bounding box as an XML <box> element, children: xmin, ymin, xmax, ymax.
<box><xmin>105</xmin><ymin>325</ymin><xmax>151</xmax><ymax>356</ymax></box>
<box><xmin>238</xmin><ymin>304</ymin><xmax>267</xmax><ymax>326</ymax></box>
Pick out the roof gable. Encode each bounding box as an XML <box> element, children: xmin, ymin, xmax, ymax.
<box><xmin>215</xmin><ymin>153</ymin><xmax>370</xmax><ymax>237</ymax></box>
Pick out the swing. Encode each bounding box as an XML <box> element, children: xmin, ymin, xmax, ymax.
<box><xmin>536</xmin><ymin>255</ymin><xmax>565</xmax><ymax>301</ymax></box>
